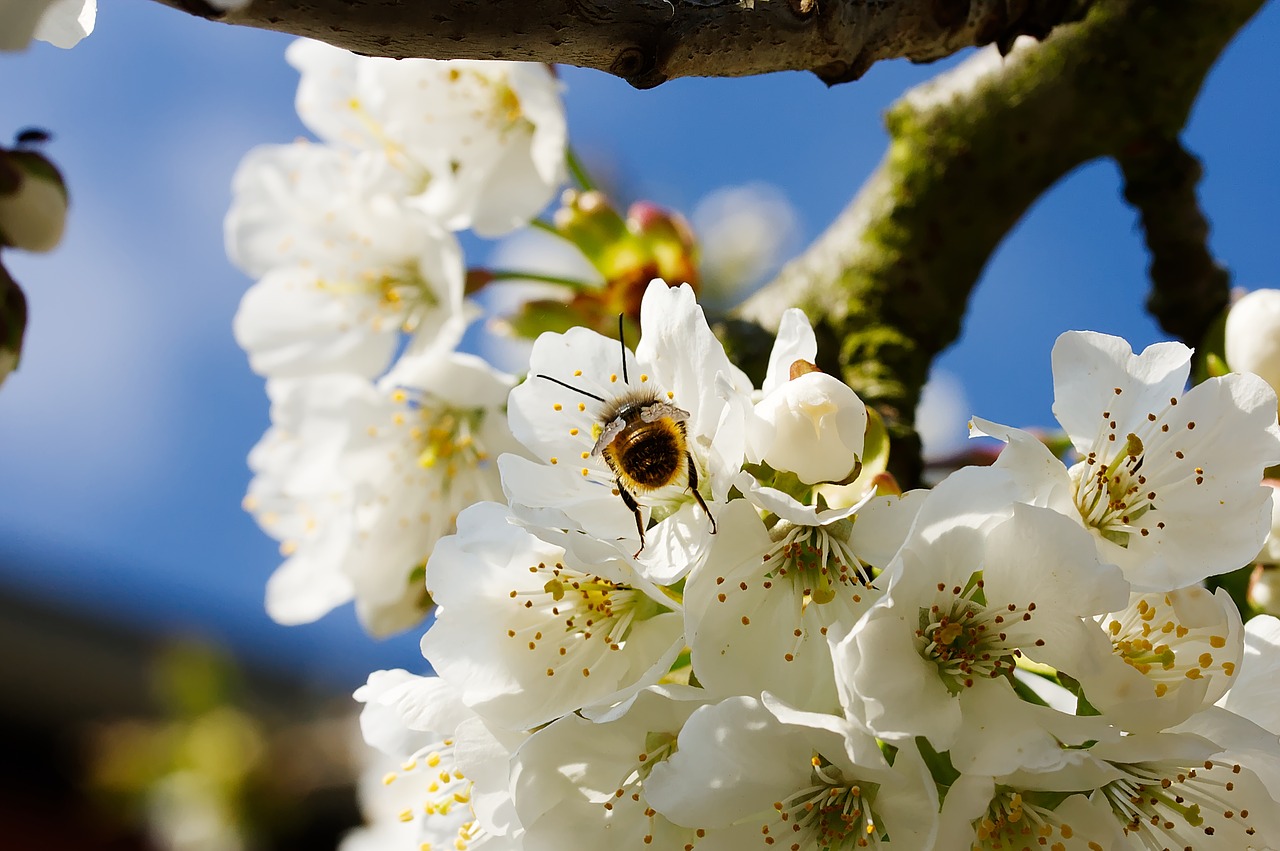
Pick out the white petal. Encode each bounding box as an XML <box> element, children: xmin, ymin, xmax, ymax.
<box><xmin>32</xmin><ymin>0</ymin><xmax>94</xmax><ymax>49</ymax></box>
<box><xmin>761</xmin><ymin>307</ymin><xmax>817</xmax><ymax>396</ymax></box>
<box><xmin>1052</xmin><ymin>331</ymin><xmax>1191</xmax><ymax>449</ymax></box>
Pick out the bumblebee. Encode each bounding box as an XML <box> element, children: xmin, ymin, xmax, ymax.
<box><xmin>537</xmin><ymin>321</ymin><xmax>716</xmax><ymax>557</ymax></box>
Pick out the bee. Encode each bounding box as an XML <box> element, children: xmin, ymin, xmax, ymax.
<box><xmin>537</xmin><ymin>318</ymin><xmax>716</xmax><ymax>557</ymax></box>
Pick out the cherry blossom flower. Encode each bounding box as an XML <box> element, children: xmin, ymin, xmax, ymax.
<box><xmin>973</xmin><ymin>330</ymin><xmax>1280</xmax><ymax>590</ymax></box>
<box><xmin>683</xmin><ymin>491</ymin><xmax>923</xmax><ymax>711</ymax></box>
<box><xmin>511</xmin><ymin>685</ymin><xmax>715</xmax><ymax>851</ymax></box>
<box><xmin>349</xmin><ymin>669</ymin><xmax>522</xmax><ymax>850</ymax></box>
<box><xmin>644</xmin><ymin>695</ymin><xmax>939</xmax><ymax>849</ymax></box>
<box><xmin>744</xmin><ymin>308</ymin><xmax>867</xmax><ymax>485</ymax></box>
<box><xmin>1226</xmin><ymin>288</ymin><xmax>1280</xmax><ymax>411</ymax></box>
<box><xmin>420</xmin><ymin>502</ymin><xmax>686</xmax><ymax>731</ymax></box>
<box><xmin>226</xmin><ymin>142</ymin><xmax>468</xmax><ymax>379</ymax></box>
<box><xmin>1083</xmin><ymin>716</ymin><xmax>1280</xmax><ymax>848</ymax></box>
<box><xmin>936</xmin><ymin>773</ymin><xmax>1123</xmax><ymax>851</ymax></box>
<box><xmin>831</xmin><ymin>467</ymin><xmax>1129</xmax><ymax>776</ymax></box>
<box><xmin>248</xmin><ymin>353</ymin><xmax>515</xmax><ymax>635</ymax></box>
<box><xmin>286</xmin><ymin>39</ymin><xmax>567</xmax><ymax>237</ymax></box>
<box><xmin>1076</xmin><ymin>585</ymin><xmax>1244</xmax><ymax>733</ymax></box>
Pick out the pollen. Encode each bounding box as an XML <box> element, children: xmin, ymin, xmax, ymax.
<box><xmin>610</xmin><ymin>374</ymin><xmax>618</xmax><ymax>383</ymax></box>
<box><xmin>553</xmin><ymin>403</ymin><xmax>562</xmax><ymax>411</ymax></box>
<box><xmin>550</xmin><ymin>457</ymin><xmax>558</xmax><ymax>464</ymax></box>
<box><xmin>640</xmin><ymin>373</ymin><xmax>649</xmax><ymax>382</ymax></box>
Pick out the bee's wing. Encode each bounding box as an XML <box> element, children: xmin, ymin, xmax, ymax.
<box><xmin>640</xmin><ymin>402</ymin><xmax>690</xmax><ymax>423</ymax></box>
<box><xmin>592</xmin><ymin>416</ymin><xmax>627</xmax><ymax>456</ymax></box>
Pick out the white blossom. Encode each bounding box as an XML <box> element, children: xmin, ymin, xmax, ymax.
<box><xmin>248</xmin><ymin>353</ymin><xmax>515</xmax><ymax>634</ymax></box>
<box><xmin>748</xmin><ymin>369</ymin><xmax>867</xmax><ymax>485</ymax></box>
<box><xmin>683</xmin><ymin>490</ymin><xmax>921</xmax><ymax>712</ymax></box>
<box><xmin>935</xmin><ymin>773</ymin><xmax>1123</xmax><ymax>851</ymax></box>
<box><xmin>1083</xmin><ymin>717</ymin><xmax>1280</xmax><ymax>848</ymax></box>
<box><xmin>1227</xmin><ymin>288</ymin><xmax>1280</xmax><ymax>412</ymax></box>
<box><xmin>1076</xmin><ymin>586</ymin><xmax>1243</xmax><ymax>733</ymax></box>
<box><xmin>226</xmin><ymin>142</ymin><xmax>468</xmax><ymax>379</ymax></box>
<box><xmin>831</xmin><ymin>467</ymin><xmax>1129</xmax><ymax>776</ymax></box>
<box><xmin>691</xmin><ymin>182</ymin><xmax>801</xmax><ymax>305</ymax></box>
<box><xmin>644</xmin><ymin>695</ymin><xmax>939</xmax><ymax>849</ymax></box>
<box><xmin>286</xmin><ymin>39</ymin><xmax>567</xmax><ymax>236</ymax></box>
<box><xmin>972</xmin><ymin>330</ymin><xmax>1280</xmax><ymax>590</ymax></box>
<box><xmin>420</xmin><ymin>502</ymin><xmax>685</xmax><ymax>731</ymax></box>
<box><xmin>349</xmin><ymin>670</ymin><xmax>522</xmax><ymax>850</ymax></box>
<box><xmin>511</xmin><ymin>685</ymin><xmax>713</xmax><ymax>851</ymax></box>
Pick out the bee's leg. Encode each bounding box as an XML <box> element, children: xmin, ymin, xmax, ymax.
<box><xmin>685</xmin><ymin>452</ymin><xmax>717</xmax><ymax>534</ymax></box>
<box><xmin>618</xmin><ymin>481</ymin><xmax>647</xmax><ymax>557</ymax></box>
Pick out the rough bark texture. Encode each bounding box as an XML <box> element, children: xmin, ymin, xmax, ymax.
<box><xmin>1119</xmin><ymin>138</ymin><xmax>1231</xmax><ymax>346</ymax></box>
<box><xmin>734</xmin><ymin>0</ymin><xmax>1264</xmax><ymax>485</ymax></box>
<box><xmin>155</xmin><ymin>0</ymin><xmax>1087</xmax><ymax>87</ymax></box>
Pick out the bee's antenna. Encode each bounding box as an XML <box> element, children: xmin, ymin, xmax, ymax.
<box><xmin>535</xmin><ymin>374</ymin><xmax>608</xmax><ymax>403</ymax></box>
<box><xmin>618</xmin><ymin>314</ymin><xmax>629</xmax><ymax>385</ymax></box>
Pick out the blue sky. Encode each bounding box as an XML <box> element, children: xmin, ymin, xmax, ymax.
<box><xmin>0</xmin><ymin>2</ymin><xmax>1276</xmax><ymax>691</ymax></box>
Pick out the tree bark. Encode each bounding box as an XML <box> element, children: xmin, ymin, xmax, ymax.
<box><xmin>156</xmin><ymin>0</ymin><xmax>1087</xmax><ymax>87</ymax></box>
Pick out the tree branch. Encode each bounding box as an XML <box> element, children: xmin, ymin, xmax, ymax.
<box><xmin>1119</xmin><ymin>137</ymin><xmax>1231</xmax><ymax>345</ymax></box>
<box><xmin>154</xmin><ymin>0</ymin><xmax>1088</xmax><ymax>88</ymax></box>
<box><xmin>734</xmin><ymin>0</ymin><xmax>1265</xmax><ymax>486</ymax></box>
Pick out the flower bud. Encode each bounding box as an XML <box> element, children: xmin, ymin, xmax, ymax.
<box><xmin>1225</xmin><ymin>289</ymin><xmax>1280</xmax><ymax>409</ymax></box>
<box><xmin>627</xmin><ymin>201</ymin><xmax>699</xmax><ymax>290</ymax></box>
<box><xmin>0</xmin><ymin>259</ymin><xmax>27</xmax><ymax>387</ymax></box>
<box><xmin>0</xmin><ymin>149</ymin><xmax>68</xmax><ymax>252</ymax></box>
<box><xmin>747</xmin><ymin>364</ymin><xmax>867</xmax><ymax>485</ymax></box>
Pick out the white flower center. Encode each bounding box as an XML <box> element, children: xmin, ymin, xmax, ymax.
<box><xmin>1101</xmin><ymin>758</ymin><xmax>1264</xmax><ymax>847</ymax></box>
<box><xmin>769</xmin><ymin>757</ymin><xmax>883</xmax><ymax>849</ymax></box>
<box><xmin>507</xmin><ymin>562</ymin><xmax>665</xmax><ymax>678</ymax></box>
<box><xmin>382</xmin><ymin>737</ymin><xmax>484</xmax><ymax>848</ymax></box>
<box><xmin>1103</xmin><ymin>593</ymin><xmax>1234</xmax><ymax>699</ymax></box>
<box><xmin>971</xmin><ymin>790</ymin><xmax>1080</xmax><ymax>849</ymax></box>
<box><xmin>765</xmin><ymin>520</ymin><xmax>872</xmax><ymax>607</ymax></box>
<box><xmin>390</xmin><ymin>390</ymin><xmax>492</xmax><ymax>486</ymax></box>
<box><xmin>916</xmin><ymin>575</ymin><xmax>1040</xmax><ymax>693</ymax></box>
<box><xmin>1071</xmin><ymin>394</ymin><xmax>1207</xmax><ymax>548</ymax></box>
<box><xmin>1072</xmin><ymin>430</ymin><xmax>1160</xmax><ymax>547</ymax></box>
<box><xmin>316</xmin><ymin>261</ymin><xmax>442</xmax><ymax>331</ymax></box>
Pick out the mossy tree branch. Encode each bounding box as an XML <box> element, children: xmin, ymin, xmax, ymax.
<box><xmin>735</xmin><ymin>0</ymin><xmax>1265</xmax><ymax>486</ymax></box>
<box><xmin>1119</xmin><ymin>137</ymin><xmax>1231</xmax><ymax>345</ymax></box>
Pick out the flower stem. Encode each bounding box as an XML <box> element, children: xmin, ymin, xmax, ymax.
<box><xmin>486</xmin><ymin>269</ymin><xmax>598</xmax><ymax>290</ymax></box>
<box><xmin>566</xmin><ymin>146</ymin><xmax>596</xmax><ymax>192</ymax></box>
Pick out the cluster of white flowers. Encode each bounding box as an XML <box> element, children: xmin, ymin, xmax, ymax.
<box><xmin>228</xmin><ymin>40</ymin><xmax>567</xmax><ymax>634</ymax></box>
<box><xmin>344</xmin><ymin>279</ymin><xmax>1280</xmax><ymax>850</ymax></box>
<box><xmin>227</xmin><ymin>40</ymin><xmax>1280</xmax><ymax>851</ymax></box>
